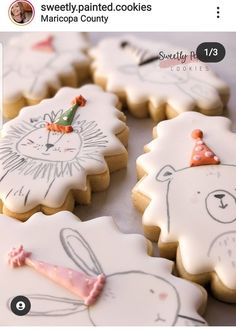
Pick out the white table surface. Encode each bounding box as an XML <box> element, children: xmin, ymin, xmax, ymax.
<box><xmin>1</xmin><ymin>32</ymin><xmax>236</xmax><ymax>326</ymax></box>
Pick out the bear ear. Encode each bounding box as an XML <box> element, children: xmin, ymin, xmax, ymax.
<box><xmin>156</xmin><ymin>165</ymin><xmax>176</xmax><ymax>182</ymax></box>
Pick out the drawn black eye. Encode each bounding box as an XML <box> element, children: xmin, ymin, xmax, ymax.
<box><xmin>149</xmin><ymin>289</ymin><xmax>155</xmax><ymax>294</ymax></box>
<box><xmin>197</xmin><ymin>191</ymin><xmax>201</xmax><ymax>194</ymax></box>
<box><xmin>27</xmin><ymin>139</ymin><xmax>34</xmax><ymax>144</ymax></box>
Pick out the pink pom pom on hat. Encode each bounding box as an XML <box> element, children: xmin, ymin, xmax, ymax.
<box><xmin>190</xmin><ymin>129</ymin><xmax>220</xmax><ymax>167</ymax></box>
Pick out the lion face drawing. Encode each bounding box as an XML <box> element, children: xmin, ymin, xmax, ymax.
<box><xmin>17</xmin><ymin>127</ymin><xmax>82</xmax><ymax>162</ymax></box>
<box><xmin>0</xmin><ymin>108</ymin><xmax>109</xmax><ymax>212</ymax></box>
<box><xmin>0</xmin><ymin>110</ymin><xmax>108</xmax><ymax>181</ymax></box>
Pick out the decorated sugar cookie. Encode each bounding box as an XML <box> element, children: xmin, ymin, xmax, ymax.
<box><xmin>0</xmin><ymin>84</ymin><xmax>128</xmax><ymax>221</ymax></box>
<box><xmin>3</xmin><ymin>32</ymin><xmax>90</xmax><ymax>118</ymax></box>
<box><xmin>132</xmin><ymin>112</ymin><xmax>236</xmax><ymax>302</ymax></box>
<box><xmin>0</xmin><ymin>211</ymin><xmax>207</xmax><ymax>325</ymax></box>
<box><xmin>90</xmin><ymin>36</ymin><xmax>230</xmax><ymax>122</ymax></box>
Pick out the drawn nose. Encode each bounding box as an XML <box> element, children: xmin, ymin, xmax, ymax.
<box><xmin>45</xmin><ymin>143</ymin><xmax>54</xmax><ymax>151</ymax></box>
<box><xmin>214</xmin><ymin>193</ymin><xmax>225</xmax><ymax>200</ymax></box>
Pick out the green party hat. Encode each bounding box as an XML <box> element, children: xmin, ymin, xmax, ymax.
<box><xmin>47</xmin><ymin>95</ymin><xmax>87</xmax><ymax>133</ymax></box>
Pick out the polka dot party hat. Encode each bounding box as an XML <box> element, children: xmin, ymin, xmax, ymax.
<box><xmin>190</xmin><ymin>129</ymin><xmax>220</xmax><ymax>167</ymax></box>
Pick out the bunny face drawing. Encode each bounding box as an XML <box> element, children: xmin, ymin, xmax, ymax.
<box><xmin>89</xmin><ymin>272</ymin><xmax>179</xmax><ymax>325</ymax></box>
<box><xmin>8</xmin><ymin>227</ymin><xmax>205</xmax><ymax>326</ymax></box>
<box><xmin>61</xmin><ymin>228</ymin><xmax>180</xmax><ymax>326</ymax></box>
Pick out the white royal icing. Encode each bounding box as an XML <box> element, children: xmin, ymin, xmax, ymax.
<box><xmin>90</xmin><ymin>36</ymin><xmax>229</xmax><ymax>115</ymax></box>
<box><xmin>0</xmin><ymin>84</ymin><xmax>127</xmax><ymax>213</ymax></box>
<box><xmin>0</xmin><ymin>211</ymin><xmax>206</xmax><ymax>325</ymax></box>
<box><xmin>3</xmin><ymin>32</ymin><xmax>89</xmax><ymax>102</ymax></box>
<box><xmin>135</xmin><ymin>112</ymin><xmax>236</xmax><ymax>290</ymax></box>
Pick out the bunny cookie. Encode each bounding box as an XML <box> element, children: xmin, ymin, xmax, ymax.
<box><xmin>90</xmin><ymin>35</ymin><xmax>229</xmax><ymax>122</ymax></box>
<box><xmin>0</xmin><ymin>211</ymin><xmax>207</xmax><ymax>325</ymax></box>
<box><xmin>3</xmin><ymin>32</ymin><xmax>90</xmax><ymax>118</ymax></box>
<box><xmin>0</xmin><ymin>84</ymin><xmax>128</xmax><ymax>221</ymax></box>
<box><xmin>133</xmin><ymin>112</ymin><xmax>236</xmax><ymax>302</ymax></box>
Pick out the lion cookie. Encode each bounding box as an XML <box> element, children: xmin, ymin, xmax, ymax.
<box><xmin>0</xmin><ymin>84</ymin><xmax>128</xmax><ymax>221</ymax></box>
<box><xmin>3</xmin><ymin>32</ymin><xmax>90</xmax><ymax>119</ymax></box>
<box><xmin>90</xmin><ymin>36</ymin><xmax>229</xmax><ymax>122</ymax></box>
<box><xmin>133</xmin><ymin>112</ymin><xmax>236</xmax><ymax>302</ymax></box>
<box><xmin>0</xmin><ymin>211</ymin><xmax>207</xmax><ymax>325</ymax></box>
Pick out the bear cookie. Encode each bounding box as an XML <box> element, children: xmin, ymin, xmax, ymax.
<box><xmin>90</xmin><ymin>35</ymin><xmax>230</xmax><ymax>122</ymax></box>
<box><xmin>0</xmin><ymin>211</ymin><xmax>207</xmax><ymax>325</ymax></box>
<box><xmin>133</xmin><ymin>112</ymin><xmax>236</xmax><ymax>303</ymax></box>
<box><xmin>3</xmin><ymin>32</ymin><xmax>90</xmax><ymax>119</ymax></box>
<box><xmin>0</xmin><ymin>84</ymin><xmax>128</xmax><ymax>221</ymax></box>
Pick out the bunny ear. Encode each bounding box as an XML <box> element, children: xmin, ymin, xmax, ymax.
<box><xmin>8</xmin><ymin>294</ymin><xmax>86</xmax><ymax>317</ymax></box>
<box><xmin>60</xmin><ymin>228</ymin><xmax>104</xmax><ymax>276</ymax></box>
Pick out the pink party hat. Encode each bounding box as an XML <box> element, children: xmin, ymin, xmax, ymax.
<box><xmin>32</xmin><ymin>35</ymin><xmax>54</xmax><ymax>52</ymax></box>
<box><xmin>8</xmin><ymin>245</ymin><xmax>105</xmax><ymax>306</ymax></box>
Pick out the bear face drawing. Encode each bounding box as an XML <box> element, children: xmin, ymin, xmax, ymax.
<box><xmin>157</xmin><ymin>164</ymin><xmax>236</xmax><ymax>230</ymax></box>
<box><xmin>156</xmin><ymin>164</ymin><xmax>236</xmax><ymax>288</ymax></box>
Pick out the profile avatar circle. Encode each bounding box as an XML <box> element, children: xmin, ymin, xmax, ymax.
<box><xmin>9</xmin><ymin>1</ymin><xmax>35</xmax><ymax>25</ymax></box>
<box><xmin>10</xmin><ymin>295</ymin><xmax>31</xmax><ymax>316</ymax></box>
